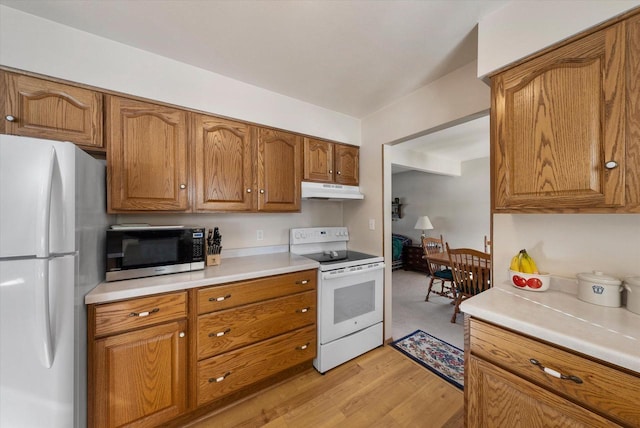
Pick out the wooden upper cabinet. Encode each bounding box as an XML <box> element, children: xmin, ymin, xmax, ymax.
<box><xmin>492</xmin><ymin>20</ymin><xmax>627</xmax><ymax>210</ymax></box>
<box><xmin>303</xmin><ymin>138</ymin><xmax>359</xmax><ymax>185</ymax></box>
<box><xmin>334</xmin><ymin>143</ymin><xmax>359</xmax><ymax>185</ymax></box>
<box><xmin>192</xmin><ymin>114</ymin><xmax>255</xmax><ymax>211</ymax></box>
<box><xmin>257</xmin><ymin>128</ymin><xmax>302</xmax><ymax>212</ymax></box>
<box><xmin>106</xmin><ymin>96</ymin><xmax>189</xmax><ymax>212</ymax></box>
<box><xmin>304</xmin><ymin>138</ymin><xmax>334</xmax><ymax>182</ymax></box>
<box><xmin>1</xmin><ymin>71</ymin><xmax>103</xmax><ymax>150</ymax></box>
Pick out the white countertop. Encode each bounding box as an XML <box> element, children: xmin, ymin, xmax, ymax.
<box><xmin>85</xmin><ymin>252</ymin><xmax>319</xmax><ymax>305</ymax></box>
<box><xmin>460</xmin><ymin>281</ymin><xmax>640</xmax><ymax>374</ymax></box>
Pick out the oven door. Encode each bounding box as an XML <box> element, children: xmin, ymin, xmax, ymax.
<box><xmin>318</xmin><ymin>262</ymin><xmax>384</xmax><ymax>344</ymax></box>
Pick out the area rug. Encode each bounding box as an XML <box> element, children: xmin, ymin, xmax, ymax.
<box><xmin>391</xmin><ymin>330</ymin><xmax>464</xmax><ymax>390</ymax></box>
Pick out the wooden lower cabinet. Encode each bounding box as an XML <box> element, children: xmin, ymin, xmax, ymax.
<box><xmin>91</xmin><ymin>320</ymin><xmax>188</xmax><ymax>428</ymax></box>
<box><xmin>467</xmin><ymin>318</ymin><xmax>640</xmax><ymax>427</ymax></box>
<box><xmin>88</xmin><ymin>271</ymin><xmax>317</xmax><ymax>427</ymax></box>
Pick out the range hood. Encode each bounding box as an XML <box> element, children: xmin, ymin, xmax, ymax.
<box><xmin>301</xmin><ymin>181</ymin><xmax>364</xmax><ymax>200</ymax></box>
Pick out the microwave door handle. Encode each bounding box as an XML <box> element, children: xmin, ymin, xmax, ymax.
<box><xmin>35</xmin><ymin>147</ymin><xmax>56</xmax><ymax>258</ymax></box>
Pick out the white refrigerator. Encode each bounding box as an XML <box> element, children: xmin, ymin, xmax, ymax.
<box><xmin>0</xmin><ymin>135</ymin><xmax>109</xmax><ymax>427</ymax></box>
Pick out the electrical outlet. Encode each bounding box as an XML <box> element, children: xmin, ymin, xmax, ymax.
<box><xmin>368</xmin><ymin>219</ymin><xmax>375</xmax><ymax>230</ymax></box>
<box><xmin>257</xmin><ymin>230</ymin><xmax>264</xmax><ymax>241</ymax></box>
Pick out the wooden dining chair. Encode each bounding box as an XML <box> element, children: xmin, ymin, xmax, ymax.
<box><xmin>421</xmin><ymin>236</ymin><xmax>455</xmax><ymax>301</ymax></box>
<box><xmin>446</xmin><ymin>244</ymin><xmax>491</xmax><ymax>323</ymax></box>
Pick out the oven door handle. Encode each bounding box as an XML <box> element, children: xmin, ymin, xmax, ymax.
<box><xmin>321</xmin><ymin>262</ymin><xmax>385</xmax><ymax>280</ymax></box>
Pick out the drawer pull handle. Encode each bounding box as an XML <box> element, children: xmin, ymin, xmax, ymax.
<box><xmin>297</xmin><ymin>342</ymin><xmax>310</xmax><ymax>351</ymax></box>
<box><xmin>129</xmin><ymin>308</ymin><xmax>159</xmax><ymax>317</ymax></box>
<box><xmin>297</xmin><ymin>307</ymin><xmax>311</xmax><ymax>313</ymax></box>
<box><xmin>209</xmin><ymin>371</ymin><xmax>231</xmax><ymax>383</ymax></box>
<box><xmin>296</xmin><ymin>280</ymin><xmax>309</xmax><ymax>285</ymax></box>
<box><xmin>529</xmin><ymin>359</ymin><xmax>583</xmax><ymax>384</ymax></box>
<box><xmin>209</xmin><ymin>294</ymin><xmax>231</xmax><ymax>302</ymax></box>
<box><xmin>209</xmin><ymin>328</ymin><xmax>231</xmax><ymax>338</ymax></box>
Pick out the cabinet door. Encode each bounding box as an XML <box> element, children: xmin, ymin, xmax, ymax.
<box><xmin>334</xmin><ymin>144</ymin><xmax>359</xmax><ymax>185</ymax></box>
<box><xmin>303</xmin><ymin>138</ymin><xmax>334</xmax><ymax>182</ymax></box>
<box><xmin>256</xmin><ymin>128</ymin><xmax>302</xmax><ymax>212</ymax></box>
<box><xmin>2</xmin><ymin>72</ymin><xmax>103</xmax><ymax>149</ymax></box>
<box><xmin>467</xmin><ymin>356</ymin><xmax>619</xmax><ymax>427</ymax></box>
<box><xmin>107</xmin><ymin>96</ymin><xmax>189</xmax><ymax>211</ymax></box>
<box><xmin>192</xmin><ymin>114</ymin><xmax>255</xmax><ymax>211</ymax></box>
<box><xmin>92</xmin><ymin>320</ymin><xmax>188</xmax><ymax>428</ymax></box>
<box><xmin>493</xmin><ymin>21</ymin><xmax>625</xmax><ymax>210</ymax></box>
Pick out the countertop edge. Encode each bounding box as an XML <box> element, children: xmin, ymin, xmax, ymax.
<box><xmin>460</xmin><ymin>285</ymin><xmax>640</xmax><ymax>374</ymax></box>
<box><xmin>85</xmin><ymin>253</ymin><xmax>319</xmax><ymax>305</ymax></box>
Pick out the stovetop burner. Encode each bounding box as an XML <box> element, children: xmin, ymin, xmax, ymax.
<box><xmin>302</xmin><ymin>250</ymin><xmax>378</xmax><ymax>265</ymax></box>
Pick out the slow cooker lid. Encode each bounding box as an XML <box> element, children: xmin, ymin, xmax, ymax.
<box><xmin>576</xmin><ymin>271</ymin><xmax>621</xmax><ymax>285</ymax></box>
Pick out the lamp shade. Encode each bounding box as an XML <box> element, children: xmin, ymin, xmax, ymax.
<box><xmin>414</xmin><ymin>216</ymin><xmax>434</xmax><ymax>230</ymax></box>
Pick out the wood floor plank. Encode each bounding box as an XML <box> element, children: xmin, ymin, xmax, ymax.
<box><xmin>187</xmin><ymin>345</ymin><xmax>463</xmax><ymax>427</ymax></box>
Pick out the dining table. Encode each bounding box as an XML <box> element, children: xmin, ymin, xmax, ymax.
<box><xmin>423</xmin><ymin>250</ymin><xmax>491</xmax><ymax>269</ymax></box>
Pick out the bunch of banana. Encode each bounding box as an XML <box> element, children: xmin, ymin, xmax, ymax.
<box><xmin>509</xmin><ymin>249</ymin><xmax>539</xmax><ymax>274</ymax></box>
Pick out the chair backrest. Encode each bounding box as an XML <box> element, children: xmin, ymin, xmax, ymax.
<box><xmin>484</xmin><ymin>235</ymin><xmax>491</xmax><ymax>253</ymax></box>
<box><xmin>445</xmin><ymin>244</ymin><xmax>491</xmax><ymax>297</ymax></box>
<box><xmin>422</xmin><ymin>236</ymin><xmax>447</xmax><ymax>275</ymax></box>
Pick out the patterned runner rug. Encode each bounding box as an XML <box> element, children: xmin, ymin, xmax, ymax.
<box><xmin>391</xmin><ymin>330</ymin><xmax>464</xmax><ymax>390</ymax></box>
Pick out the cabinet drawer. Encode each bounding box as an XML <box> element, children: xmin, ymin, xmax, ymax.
<box><xmin>197</xmin><ymin>270</ymin><xmax>316</xmax><ymax>314</ymax></box>
<box><xmin>197</xmin><ymin>291</ymin><xmax>315</xmax><ymax>360</ymax></box>
<box><xmin>94</xmin><ymin>292</ymin><xmax>187</xmax><ymax>337</ymax></box>
<box><xmin>470</xmin><ymin>319</ymin><xmax>640</xmax><ymax>427</ymax></box>
<box><xmin>196</xmin><ymin>325</ymin><xmax>316</xmax><ymax>406</ymax></box>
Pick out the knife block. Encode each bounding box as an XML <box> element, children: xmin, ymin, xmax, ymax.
<box><xmin>206</xmin><ymin>254</ymin><xmax>221</xmax><ymax>266</ymax></box>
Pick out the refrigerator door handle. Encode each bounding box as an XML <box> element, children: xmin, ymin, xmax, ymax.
<box><xmin>34</xmin><ymin>260</ymin><xmax>54</xmax><ymax>368</ymax></box>
<box><xmin>35</xmin><ymin>147</ymin><xmax>56</xmax><ymax>258</ymax></box>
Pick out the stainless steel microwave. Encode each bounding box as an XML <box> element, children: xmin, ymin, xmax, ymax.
<box><xmin>106</xmin><ymin>226</ymin><xmax>205</xmax><ymax>281</ymax></box>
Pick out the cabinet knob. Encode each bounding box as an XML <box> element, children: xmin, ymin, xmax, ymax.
<box><xmin>5</xmin><ymin>115</ymin><xmax>16</xmax><ymax>122</ymax></box>
<box><xmin>604</xmin><ymin>161</ymin><xmax>618</xmax><ymax>170</ymax></box>
<box><xmin>179</xmin><ymin>331</ymin><xmax>186</xmax><ymax>338</ymax></box>
<box><xmin>260</xmin><ymin>189</ymin><xmax>265</xmax><ymax>194</ymax></box>
<box><xmin>179</xmin><ymin>184</ymin><xmax>186</xmax><ymax>189</ymax></box>
<box><xmin>337</xmin><ymin>171</ymin><xmax>341</xmax><ymax>175</ymax></box>
<box><xmin>329</xmin><ymin>169</ymin><xmax>333</xmax><ymax>174</ymax></box>
<box><xmin>246</xmin><ymin>188</ymin><xmax>252</xmax><ymax>193</ymax></box>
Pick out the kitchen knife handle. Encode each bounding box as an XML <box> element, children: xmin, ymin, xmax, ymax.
<box><xmin>529</xmin><ymin>359</ymin><xmax>583</xmax><ymax>384</ymax></box>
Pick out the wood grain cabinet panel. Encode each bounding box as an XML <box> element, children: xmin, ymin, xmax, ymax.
<box><xmin>467</xmin><ymin>319</ymin><xmax>640</xmax><ymax>427</ymax></box>
<box><xmin>106</xmin><ymin>95</ymin><xmax>189</xmax><ymax>212</ymax></box>
<box><xmin>196</xmin><ymin>270</ymin><xmax>316</xmax><ymax>314</ymax></box>
<box><xmin>92</xmin><ymin>320</ymin><xmax>188</xmax><ymax>428</ymax></box>
<box><xmin>196</xmin><ymin>325</ymin><xmax>316</xmax><ymax>406</ymax></box>
<box><xmin>192</xmin><ymin>114</ymin><xmax>255</xmax><ymax>211</ymax></box>
<box><xmin>1</xmin><ymin>71</ymin><xmax>103</xmax><ymax>150</ymax></box>
<box><xmin>197</xmin><ymin>291</ymin><xmax>316</xmax><ymax>359</ymax></box>
<box><xmin>257</xmin><ymin>128</ymin><xmax>302</xmax><ymax>212</ymax></box>
<box><xmin>492</xmin><ymin>19</ymin><xmax>629</xmax><ymax>210</ymax></box>
<box><xmin>303</xmin><ymin>137</ymin><xmax>359</xmax><ymax>185</ymax></box>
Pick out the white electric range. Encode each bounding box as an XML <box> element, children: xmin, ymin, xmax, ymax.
<box><xmin>290</xmin><ymin>227</ymin><xmax>384</xmax><ymax>373</ymax></box>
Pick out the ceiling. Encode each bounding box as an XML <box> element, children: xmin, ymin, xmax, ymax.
<box><xmin>1</xmin><ymin>0</ymin><xmax>502</xmax><ymax>163</ymax></box>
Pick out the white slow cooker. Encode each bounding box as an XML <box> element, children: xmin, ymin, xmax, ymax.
<box><xmin>623</xmin><ymin>276</ymin><xmax>640</xmax><ymax>315</ymax></box>
<box><xmin>576</xmin><ymin>271</ymin><xmax>622</xmax><ymax>307</ymax></box>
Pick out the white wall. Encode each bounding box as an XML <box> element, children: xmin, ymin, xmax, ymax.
<box><xmin>356</xmin><ymin>60</ymin><xmax>491</xmax><ymax>340</ymax></box>
<box><xmin>118</xmin><ymin>200</ymin><xmax>344</xmax><ymax>253</ymax></box>
<box><xmin>0</xmin><ymin>5</ymin><xmax>360</xmax><ymax>145</ymax></box>
<box><xmin>391</xmin><ymin>158</ymin><xmax>490</xmax><ymax>250</ymax></box>
<box><xmin>478</xmin><ymin>0</ymin><xmax>640</xmax><ymax>77</ymax></box>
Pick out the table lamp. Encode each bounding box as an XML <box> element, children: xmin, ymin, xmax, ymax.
<box><xmin>414</xmin><ymin>215</ymin><xmax>434</xmax><ymax>238</ymax></box>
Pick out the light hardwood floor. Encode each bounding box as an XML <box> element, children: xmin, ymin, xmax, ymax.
<box><xmin>187</xmin><ymin>345</ymin><xmax>464</xmax><ymax>428</ymax></box>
